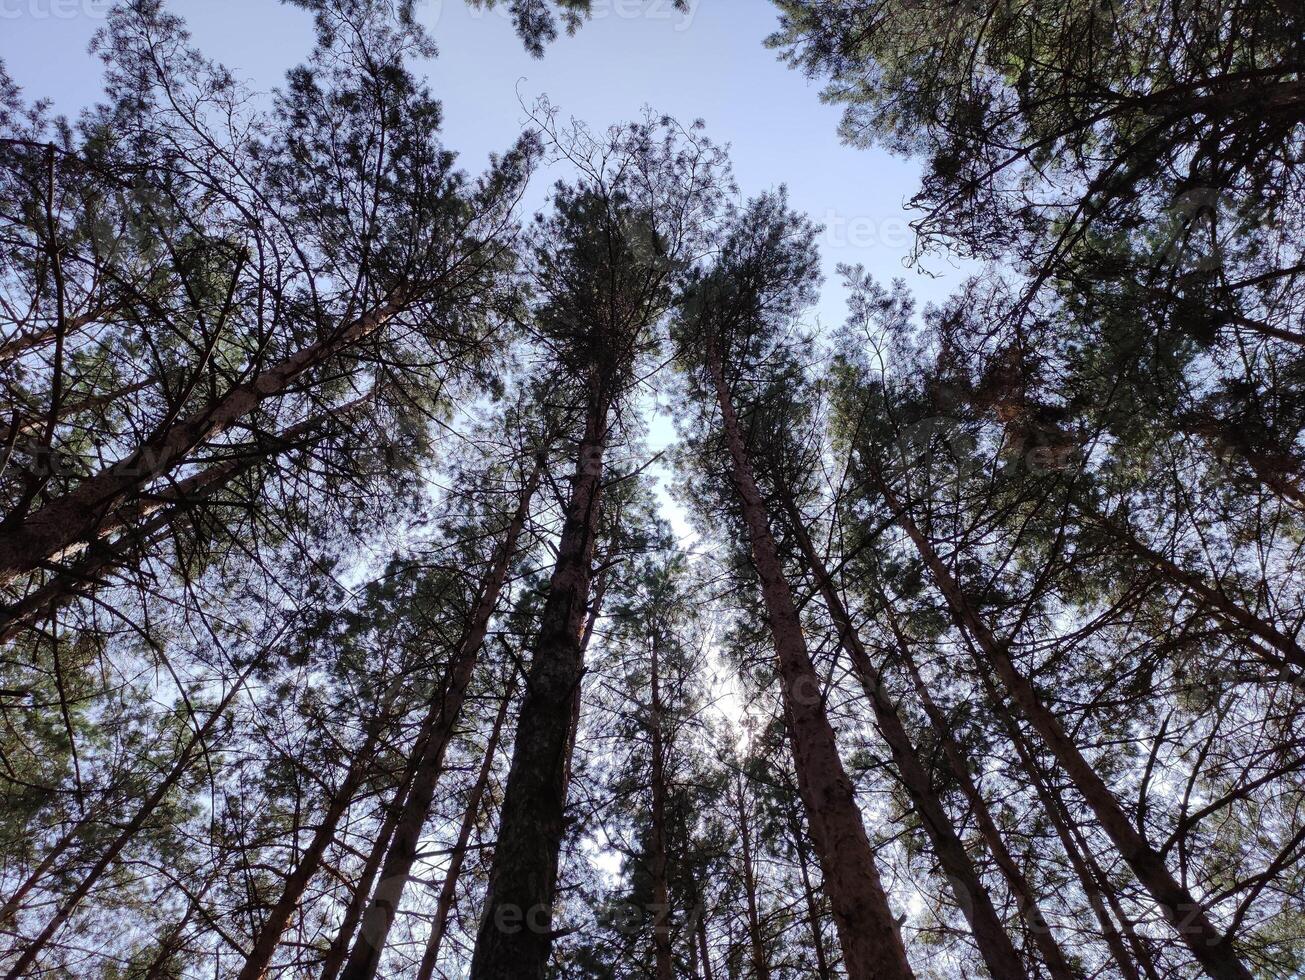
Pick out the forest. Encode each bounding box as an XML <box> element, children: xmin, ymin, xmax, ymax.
<box><xmin>0</xmin><ymin>0</ymin><xmax>1302</xmax><ymax>977</ymax></box>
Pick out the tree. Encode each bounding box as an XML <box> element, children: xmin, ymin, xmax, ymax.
<box><xmin>674</xmin><ymin>192</ymin><xmax>915</xmax><ymax>980</ymax></box>
<box><xmin>468</xmin><ymin>109</ymin><xmax>728</xmax><ymax>980</ymax></box>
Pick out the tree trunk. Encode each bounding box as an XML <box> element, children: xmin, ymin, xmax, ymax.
<box><xmin>649</xmin><ymin>630</ymin><xmax>675</xmax><ymax>980</ymax></box>
<box><xmin>864</xmin><ymin>458</ymin><xmax>1252</xmax><ymax>980</ymax></box>
<box><xmin>1089</xmin><ymin>511</ymin><xmax>1305</xmax><ymax>672</ymax></box>
<box><xmin>338</xmin><ymin>462</ymin><xmax>542</xmax><ymax>980</ymax></box>
<box><xmin>562</xmin><ymin>567</ymin><xmax>607</xmax><ymax>799</ymax></box>
<box><xmin>1184</xmin><ymin>414</ymin><xmax>1305</xmax><ymax>511</ymax></box>
<box><xmin>0</xmin><ymin>295</ymin><xmax>405</xmax><ymax>585</ymax></box>
<box><xmin>3</xmin><ymin>654</ymin><xmax>264</xmax><ymax>980</ymax></box>
<box><xmin>236</xmin><ymin>682</ymin><xmax>401</xmax><ymax>980</ymax></box>
<box><xmin>778</xmin><ymin>490</ymin><xmax>1028</xmax><ymax>980</ymax></box>
<box><xmin>783</xmin><ymin>796</ymin><xmax>832</xmax><ymax>980</ymax></box>
<box><xmin>987</xmin><ymin>673</ymin><xmax>1151</xmax><ymax>980</ymax></box>
<box><xmin>319</xmin><ymin>765</ymin><xmax>415</xmax><ymax>980</ymax></box>
<box><xmin>0</xmin><ymin>397</ymin><xmax>372</xmax><ymax>642</ymax></box>
<box><xmin>878</xmin><ymin>593</ymin><xmax>1078</xmax><ymax>980</ymax></box>
<box><xmin>708</xmin><ymin>341</ymin><xmax>914</xmax><ymax>980</ymax></box>
<box><xmin>0</xmin><ymin>800</ymin><xmax>107</xmax><ymax>927</ymax></box>
<box><xmin>415</xmin><ymin>676</ymin><xmax>516</xmax><ymax>980</ymax></box>
<box><xmin>735</xmin><ymin>776</ymin><xmax>771</xmax><ymax>980</ymax></box>
<box><xmin>697</xmin><ymin>909</ymin><xmax>715</xmax><ymax>980</ymax></box>
<box><xmin>468</xmin><ymin>396</ymin><xmax>609</xmax><ymax>980</ymax></box>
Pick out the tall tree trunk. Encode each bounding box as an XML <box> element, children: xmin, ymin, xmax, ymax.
<box><xmin>649</xmin><ymin>630</ymin><xmax>675</xmax><ymax>980</ymax></box>
<box><xmin>783</xmin><ymin>796</ymin><xmax>832</xmax><ymax>980</ymax></box>
<box><xmin>469</xmin><ymin>396</ymin><xmax>609</xmax><ymax>980</ymax></box>
<box><xmin>415</xmin><ymin>676</ymin><xmax>516</xmax><ymax>980</ymax></box>
<box><xmin>697</xmin><ymin>909</ymin><xmax>715</xmax><ymax>980</ymax></box>
<box><xmin>1182</xmin><ymin>413</ymin><xmax>1305</xmax><ymax>511</ymax></box>
<box><xmin>339</xmin><ymin>462</ymin><xmax>542</xmax><ymax>980</ymax></box>
<box><xmin>985</xmin><ymin>671</ymin><xmax>1152</xmax><ymax>980</ymax></box>
<box><xmin>879</xmin><ymin>593</ymin><xmax>1078</xmax><ymax>980</ymax></box>
<box><xmin>683</xmin><ymin>851</ymin><xmax>714</xmax><ymax>980</ymax></box>
<box><xmin>236</xmin><ymin>682</ymin><xmax>401</xmax><ymax>980</ymax></box>
<box><xmin>1087</xmin><ymin>511</ymin><xmax>1305</xmax><ymax>672</ymax></box>
<box><xmin>864</xmin><ymin>458</ymin><xmax>1252</xmax><ymax>980</ymax></box>
<box><xmin>0</xmin><ymin>303</ymin><xmax>116</xmax><ymax>365</ymax></box>
<box><xmin>319</xmin><ymin>764</ymin><xmax>415</xmax><ymax>980</ymax></box>
<box><xmin>0</xmin><ymin>799</ymin><xmax>109</xmax><ymax>927</ymax></box>
<box><xmin>0</xmin><ymin>378</ymin><xmax>154</xmax><ymax>446</ymax></box>
<box><xmin>0</xmin><ymin>295</ymin><xmax>406</xmax><ymax>585</ymax></box>
<box><xmin>707</xmin><ymin>341</ymin><xmax>915</xmax><ymax>980</ymax></box>
<box><xmin>777</xmin><ymin>490</ymin><xmax>1028</xmax><ymax>980</ymax></box>
<box><xmin>0</xmin><ymin>397</ymin><xmax>372</xmax><ymax>642</ymax></box>
<box><xmin>562</xmin><ymin>567</ymin><xmax>607</xmax><ymax>799</ymax></box>
<box><xmin>735</xmin><ymin>776</ymin><xmax>771</xmax><ymax>980</ymax></box>
<box><xmin>3</xmin><ymin>652</ymin><xmax>265</xmax><ymax>980</ymax></box>
<box><xmin>1068</xmin><ymin>807</ymin><xmax>1163</xmax><ymax>980</ymax></box>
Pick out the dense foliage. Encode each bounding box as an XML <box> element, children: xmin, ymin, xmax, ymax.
<box><xmin>2</xmin><ymin>1</ymin><xmax>1302</xmax><ymax>979</ymax></box>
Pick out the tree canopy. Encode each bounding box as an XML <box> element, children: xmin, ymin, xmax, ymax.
<box><xmin>2</xmin><ymin>2</ymin><xmax>1302</xmax><ymax>979</ymax></box>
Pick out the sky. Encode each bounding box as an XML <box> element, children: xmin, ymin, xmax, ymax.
<box><xmin>1</xmin><ymin>0</ymin><xmax>964</xmax><ymax>542</ymax></box>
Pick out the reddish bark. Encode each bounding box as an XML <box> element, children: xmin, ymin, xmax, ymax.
<box><xmin>0</xmin><ymin>296</ymin><xmax>406</xmax><ymax>585</ymax></box>
<box><xmin>735</xmin><ymin>775</ymin><xmax>772</xmax><ymax>980</ymax></box>
<box><xmin>468</xmin><ymin>397</ymin><xmax>609</xmax><ymax>979</ymax></box>
<box><xmin>779</xmin><ymin>492</ymin><xmax>1028</xmax><ymax>979</ymax></box>
<box><xmin>883</xmin><ymin>604</ymin><xmax>1077</xmax><ymax>980</ymax></box>
<box><xmin>866</xmin><ymin>460</ymin><xmax>1252</xmax><ymax>980</ymax></box>
<box><xmin>3</xmin><ymin>652</ymin><xmax>266</xmax><ymax>980</ymax></box>
<box><xmin>319</xmin><ymin>768</ymin><xmax>415</xmax><ymax>980</ymax></box>
<box><xmin>236</xmin><ymin>683</ymin><xmax>400</xmax><ymax>980</ymax></box>
<box><xmin>786</xmin><ymin>803</ymin><xmax>833</xmax><ymax>980</ymax></box>
<box><xmin>338</xmin><ymin>462</ymin><xmax>542</xmax><ymax>980</ymax></box>
<box><xmin>0</xmin><ymin>396</ymin><xmax>372</xmax><ymax>642</ymax></box>
<box><xmin>987</xmin><ymin>669</ymin><xmax>1153</xmax><ymax>980</ymax></box>
<box><xmin>414</xmin><ymin>678</ymin><xmax>515</xmax><ymax>980</ymax></box>
<box><xmin>708</xmin><ymin>342</ymin><xmax>915</xmax><ymax>980</ymax></box>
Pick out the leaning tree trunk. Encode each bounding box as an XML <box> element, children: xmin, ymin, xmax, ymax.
<box><xmin>1066</xmin><ymin>809</ymin><xmax>1164</xmax><ymax>980</ymax></box>
<box><xmin>707</xmin><ymin>340</ymin><xmax>915</xmax><ymax>980</ymax></box>
<box><xmin>319</xmin><ymin>761</ymin><xmax>417</xmax><ymax>980</ymax></box>
<box><xmin>735</xmin><ymin>776</ymin><xmax>772</xmax><ymax>980</ymax></box>
<box><xmin>697</xmin><ymin>909</ymin><xmax>715</xmax><ymax>980</ymax></box>
<box><xmin>777</xmin><ymin>490</ymin><xmax>1029</xmax><ymax>980</ymax></box>
<box><xmin>415</xmin><ymin>675</ymin><xmax>516</xmax><ymax>980</ymax></box>
<box><xmin>3</xmin><ymin>649</ymin><xmax>268</xmax><ymax>980</ymax></box>
<box><xmin>338</xmin><ymin>463</ymin><xmax>542</xmax><ymax>980</ymax></box>
<box><xmin>0</xmin><ymin>798</ymin><xmax>111</xmax><ymax>927</ymax></box>
<box><xmin>864</xmin><ymin>457</ymin><xmax>1252</xmax><ymax>980</ymax></box>
<box><xmin>782</xmin><ymin>795</ymin><xmax>833</xmax><ymax>980</ymax></box>
<box><xmin>1087</xmin><ymin>510</ymin><xmax>1305</xmax><ymax>673</ymax></box>
<box><xmin>880</xmin><ymin>599</ymin><xmax>1078</xmax><ymax>980</ymax></box>
<box><xmin>647</xmin><ymin>629</ymin><xmax>676</xmax><ymax>980</ymax></box>
<box><xmin>983</xmin><ymin>677</ymin><xmax>1157</xmax><ymax>980</ymax></box>
<box><xmin>469</xmin><ymin>395</ymin><xmax>610</xmax><ymax>980</ymax></box>
<box><xmin>0</xmin><ymin>295</ymin><xmax>405</xmax><ymax>586</ymax></box>
<box><xmin>0</xmin><ymin>396</ymin><xmax>373</xmax><ymax>642</ymax></box>
<box><xmin>235</xmin><ymin>680</ymin><xmax>402</xmax><ymax>980</ymax></box>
